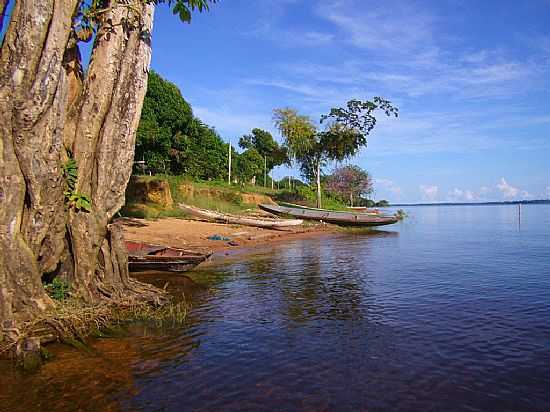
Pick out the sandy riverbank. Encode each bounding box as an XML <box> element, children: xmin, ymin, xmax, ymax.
<box><xmin>120</xmin><ymin>217</ymin><xmax>338</xmax><ymax>258</ymax></box>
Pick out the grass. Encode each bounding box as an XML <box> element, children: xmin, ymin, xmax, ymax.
<box><xmin>122</xmin><ymin>174</ymin><xmax>351</xmax><ymax>219</ymax></box>
<box><xmin>0</xmin><ymin>296</ymin><xmax>190</xmax><ymax>362</ymax></box>
<box><xmin>274</xmin><ymin>187</ymin><xmax>349</xmax><ymax>211</ymax></box>
<box><xmin>124</xmin><ymin>175</ymin><xmax>281</xmax><ymax>217</ymax></box>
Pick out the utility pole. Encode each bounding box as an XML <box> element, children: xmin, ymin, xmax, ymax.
<box><xmin>264</xmin><ymin>156</ymin><xmax>267</xmax><ymax>187</ymax></box>
<box><xmin>228</xmin><ymin>140</ymin><xmax>232</xmax><ymax>185</ymax></box>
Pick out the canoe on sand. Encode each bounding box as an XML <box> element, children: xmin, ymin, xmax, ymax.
<box><xmin>258</xmin><ymin>204</ymin><xmax>399</xmax><ymax>227</ymax></box>
<box><xmin>278</xmin><ymin>201</ymin><xmax>382</xmax><ymax>216</ymax></box>
<box><xmin>178</xmin><ymin>203</ymin><xmax>303</xmax><ymax>229</ymax></box>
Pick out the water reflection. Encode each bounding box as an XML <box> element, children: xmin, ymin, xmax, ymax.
<box><xmin>1</xmin><ymin>206</ymin><xmax>550</xmax><ymax>411</ymax></box>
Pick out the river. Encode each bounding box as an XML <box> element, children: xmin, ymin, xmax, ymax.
<box><xmin>1</xmin><ymin>204</ymin><xmax>549</xmax><ymax>411</ymax></box>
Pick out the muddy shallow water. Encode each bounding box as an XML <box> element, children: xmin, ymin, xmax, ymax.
<box><xmin>1</xmin><ymin>205</ymin><xmax>550</xmax><ymax>412</ymax></box>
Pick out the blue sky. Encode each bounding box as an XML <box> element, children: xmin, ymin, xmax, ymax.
<box><xmin>5</xmin><ymin>1</ymin><xmax>548</xmax><ymax>202</ymax></box>
<box><xmin>148</xmin><ymin>0</ymin><xmax>550</xmax><ymax>203</ymax></box>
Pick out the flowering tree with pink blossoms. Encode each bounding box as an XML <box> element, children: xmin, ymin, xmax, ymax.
<box><xmin>326</xmin><ymin>165</ymin><xmax>373</xmax><ymax>207</ymax></box>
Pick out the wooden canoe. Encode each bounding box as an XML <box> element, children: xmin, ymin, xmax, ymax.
<box><xmin>279</xmin><ymin>201</ymin><xmax>381</xmax><ymax>216</ymax></box>
<box><xmin>258</xmin><ymin>204</ymin><xmax>399</xmax><ymax>227</ymax></box>
<box><xmin>178</xmin><ymin>203</ymin><xmax>303</xmax><ymax>229</ymax></box>
<box><xmin>126</xmin><ymin>240</ymin><xmax>212</xmax><ymax>273</ymax></box>
<box><xmin>346</xmin><ymin>206</ymin><xmax>382</xmax><ymax>214</ymax></box>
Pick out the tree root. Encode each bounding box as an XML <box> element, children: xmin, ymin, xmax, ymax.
<box><xmin>0</xmin><ymin>289</ymin><xmax>185</xmax><ymax>362</ymax></box>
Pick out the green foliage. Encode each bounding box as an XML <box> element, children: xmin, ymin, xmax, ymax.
<box><xmin>358</xmin><ymin>198</ymin><xmax>375</xmax><ymax>207</ymax></box>
<box><xmin>355</xmin><ymin>198</ymin><xmax>390</xmax><ymax>207</ymax></box>
<box><xmin>273</xmin><ymin>99</ymin><xmax>398</xmax><ymax>207</ymax></box>
<box><xmin>395</xmin><ymin>209</ymin><xmax>407</xmax><ymax>220</ymax></box>
<box><xmin>180</xmin><ymin>120</ymin><xmax>228</xmax><ymax>179</ymax></box>
<box><xmin>66</xmin><ymin>193</ymin><xmax>93</xmax><ymax>212</ymax></box>
<box><xmin>62</xmin><ymin>156</ymin><xmax>92</xmax><ymax>212</ymax></box>
<box><xmin>122</xmin><ymin>175</ymin><xmax>288</xmax><ymax>218</ymax></box>
<box><xmin>44</xmin><ymin>278</ymin><xmax>70</xmax><ymax>301</ymax></box>
<box><xmin>63</xmin><ymin>158</ymin><xmax>78</xmax><ymax>189</ymax></box>
<box><xmin>274</xmin><ymin>186</ymin><xmax>348</xmax><ymax>211</ymax></box>
<box><xmin>166</xmin><ymin>0</ymin><xmax>217</xmax><ymax>23</ymax></box>
<box><xmin>274</xmin><ymin>99</ymin><xmax>398</xmax><ymax>180</ymax></box>
<box><xmin>135</xmin><ymin>71</ymin><xmax>228</xmax><ymax>180</ymax></box>
<box><xmin>238</xmin><ymin>128</ymin><xmax>289</xmax><ymax>172</ymax></box>
<box><xmin>273</xmin><ymin>108</ymin><xmax>317</xmax><ymax>161</ymax></box>
<box><xmin>77</xmin><ymin>1</ymin><xmax>216</xmax><ymax>35</ymax></box>
<box><xmin>235</xmin><ymin>148</ymin><xmax>264</xmax><ymax>183</ymax></box>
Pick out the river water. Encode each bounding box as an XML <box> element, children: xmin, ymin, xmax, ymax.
<box><xmin>1</xmin><ymin>205</ymin><xmax>550</xmax><ymax>412</ymax></box>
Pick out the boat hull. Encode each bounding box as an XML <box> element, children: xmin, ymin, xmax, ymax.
<box><xmin>128</xmin><ymin>258</ymin><xmax>207</xmax><ymax>273</ymax></box>
<box><xmin>258</xmin><ymin>204</ymin><xmax>398</xmax><ymax>227</ymax></box>
<box><xmin>178</xmin><ymin>203</ymin><xmax>303</xmax><ymax>228</ymax></box>
<box><xmin>126</xmin><ymin>241</ymin><xmax>212</xmax><ymax>273</ymax></box>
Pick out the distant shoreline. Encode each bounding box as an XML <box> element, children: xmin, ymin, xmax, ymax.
<box><xmin>392</xmin><ymin>200</ymin><xmax>550</xmax><ymax>207</ymax></box>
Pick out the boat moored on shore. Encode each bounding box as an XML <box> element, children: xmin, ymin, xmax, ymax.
<box><xmin>126</xmin><ymin>240</ymin><xmax>212</xmax><ymax>273</ymax></box>
<box><xmin>258</xmin><ymin>204</ymin><xmax>399</xmax><ymax>227</ymax></box>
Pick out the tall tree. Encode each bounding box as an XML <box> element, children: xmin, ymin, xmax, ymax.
<box><xmin>0</xmin><ymin>0</ymin><xmax>215</xmax><ymax>352</ymax></box>
<box><xmin>135</xmin><ymin>70</ymin><xmax>227</xmax><ymax>179</ymax></box>
<box><xmin>326</xmin><ymin>165</ymin><xmax>372</xmax><ymax>207</ymax></box>
<box><xmin>273</xmin><ymin>98</ymin><xmax>398</xmax><ymax>208</ymax></box>
<box><xmin>238</xmin><ymin>128</ymin><xmax>289</xmax><ymax>175</ymax></box>
<box><xmin>235</xmin><ymin>148</ymin><xmax>264</xmax><ymax>184</ymax></box>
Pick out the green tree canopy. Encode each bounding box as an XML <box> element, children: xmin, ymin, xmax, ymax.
<box><xmin>238</xmin><ymin>128</ymin><xmax>289</xmax><ymax>172</ymax></box>
<box><xmin>235</xmin><ymin>148</ymin><xmax>264</xmax><ymax>184</ymax></box>
<box><xmin>273</xmin><ymin>98</ymin><xmax>398</xmax><ymax>208</ymax></box>
<box><xmin>135</xmin><ymin>70</ymin><xmax>228</xmax><ymax>180</ymax></box>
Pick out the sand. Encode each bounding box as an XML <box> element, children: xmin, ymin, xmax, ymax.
<box><xmin>120</xmin><ymin>217</ymin><xmax>337</xmax><ymax>257</ymax></box>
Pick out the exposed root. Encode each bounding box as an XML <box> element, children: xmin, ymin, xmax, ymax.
<box><xmin>0</xmin><ymin>293</ymin><xmax>188</xmax><ymax>360</ymax></box>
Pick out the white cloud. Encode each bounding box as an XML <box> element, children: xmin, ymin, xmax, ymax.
<box><xmin>318</xmin><ymin>0</ymin><xmax>434</xmax><ymax>56</ymax></box>
<box><xmin>310</xmin><ymin>0</ymin><xmax>539</xmax><ymax>100</ymax></box>
<box><xmin>245</xmin><ymin>78</ymin><xmax>363</xmax><ymax>107</ymax></box>
<box><xmin>420</xmin><ymin>185</ymin><xmax>439</xmax><ymax>202</ymax></box>
<box><xmin>447</xmin><ymin>188</ymin><xmax>477</xmax><ymax>202</ymax></box>
<box><xmin>194</xmin><ymin>106</ymin><xmax>272</xmax><ymax>139</ymax></box>
<box><xmin>375</xmin><ymin>178</ymin><xmax>402</xmax><ymax>199</ymax></box>
<box><xmin>479</xmin><ymin>186</ymin><xmax>492</xmax><ymax>196</ymax></box>
<box><xmin>244</xmin><ymin>1</ymin><xmax>334</xmax><ymax>48</ymax></box>
<box><xmin>236</xmin><ymin>2</ymin><xmax>550</xmax><ymax>162</ymax></box>
<box><xmin>445</xmin><ymin>180</ymin><xmax>535</xmax><ymax>202</ymax></box>
<box><xmin>545</xmin><ymin>186</ymin><xmax>550</xmax><ymax>199</ymax></box>
<box><xmin>497</xmin><ymin>178</ymin><xmax>519</xmax><ymax>199</ymax></box>
<box><xmin>300</xmin><ymin>31</ymin><xmax>335</xmax><ymax>46</ymax></box>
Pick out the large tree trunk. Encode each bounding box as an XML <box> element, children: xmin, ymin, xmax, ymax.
<box><xmin>1</xmin><ymin>0</ymin><xmax>79</xmax><ymax>342</ymax></box>
<box><xmin>65</xmin><ymin>2</ymin><xmax>155</xmax><ymax>302</ymax></box>
<box><xmin>0</xmin><ymin>0</ymin><xmax>163</xmax><ymax>348</ymax></box>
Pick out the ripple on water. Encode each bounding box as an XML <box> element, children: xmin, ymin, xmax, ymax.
<box><xmin>1</xmin><ymin>205</ymin><xmax>550</xmax><ymax>411</ymax></box>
